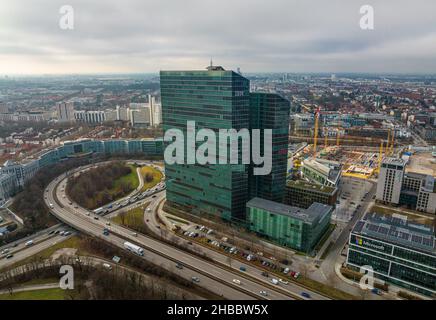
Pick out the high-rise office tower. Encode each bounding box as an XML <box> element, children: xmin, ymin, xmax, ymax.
<box><xmin>249</xmin><ymin>93</ymin><xmax>290</xmax><ymax>202</ymax></box>
<box><xmin>376</xmin><ymin>157</ymin><xmax>406</xmax><ymax>204</ymax></box>
<box><xmin>56</xmin><ymin>102</ymin><xmax>75</xmax><ymax>122</ymax></box>
<box><xmin>161</xmin><ymin>66</ymin><xmax>250</xmax><ymax>222</ymax></box>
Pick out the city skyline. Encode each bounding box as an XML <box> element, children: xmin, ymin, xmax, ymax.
<box><xmin>1</xmin><ymin>0</ymin><xmax>436</xmax><ymax>75</ymax></box>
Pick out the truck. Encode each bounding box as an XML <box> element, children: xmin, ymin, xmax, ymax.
<box><xmin>25</xmin><ymin>240</ymin><xmax>34</xmax><ymax>247</ymax></box>
<box><xmin>123</xmin><ymin>241</ymin><xmax>144</xmax><ymax>256</ymax></box>
<box><xmin>93</xmin><ymin>207</ymin><xmax>104</xmax><ymax>215</ymax></box>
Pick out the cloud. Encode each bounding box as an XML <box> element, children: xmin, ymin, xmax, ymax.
<box><xmin>0</xmin><ymin>0</ymin><xmax>435</xmax><ymax>74</ymax></box>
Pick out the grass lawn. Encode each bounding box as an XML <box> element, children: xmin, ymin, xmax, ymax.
<box><xmin>111</xmin><ymin>203</ymin><xmax>149</xmax><ymax>233</ymax></box>
<box><xmin>112</xmin><ymin>165</ymin><xmax>140</xmax><ymax>194</ymax></box>
<box><xmin>139</xmin><ymin>166</ymin><xmax>163</xmax><ymax>192</ymax></box>
<box><xmin>0</xmin><ymin>288</ymin><xmax>70</xmax><ymax>300</ymax></box>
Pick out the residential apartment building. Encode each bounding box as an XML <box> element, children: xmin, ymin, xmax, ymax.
<box><xmin>56</xmin><ymin>102</ymin><xmax>75</xmax><ymax>122</ymax></box>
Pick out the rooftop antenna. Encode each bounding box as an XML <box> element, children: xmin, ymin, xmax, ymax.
<box><xmin>210</xmin><ymin>58</ymin><xmax>213</xmax><ymax>68</ymax></box>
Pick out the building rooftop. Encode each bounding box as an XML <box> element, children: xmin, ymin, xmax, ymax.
<box><xmin>382</xmin><ymin>157</ymin><xmax>407</xmax><ymax>167</ymax></box>
<box><xmin>353</xmin><ymin>211</ymin><xmax>435</xmax><ymax>254</ymax></box>
<box><xmin>303</xmin><ymin>158</ymin><xmax>342</xmax><ymax>184</ymax></box>
<box><xmin>286</xmin><ymin>180</ymin><xmax>337</xmax><ymax>195</ymax></box>
<box><xmin>246</xmin><ymin>197</ymin><xmax>332</xmax><ymax>224</ymax></box>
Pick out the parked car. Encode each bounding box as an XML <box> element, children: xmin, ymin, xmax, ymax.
<box><xmin>259</xmin><ymin>290</ymin><xmax>268</xmax><ymax>296</ymax></box>
<box><xmin>232</xmin><ymin>279</ymin><xmax>241</xmax><ymax>285</ymax></box>
<box><xmin>261</xmin><ymin>271</ymin><xmax>269</xmax><ymax>277</ymax></box>
<box><xmin>191</xmin><ymin>276</ymin><xmax>200</xmax><ymax>283</ymax></box>
<box><xmin>239</xmin><ymin>266</ymin><xmax>246</xmax><ymax>272</ymax></box>
<box><xmin>301</xmin><ymin>292</ymin><xmax>311</xmax><ymax>299</ymax></box>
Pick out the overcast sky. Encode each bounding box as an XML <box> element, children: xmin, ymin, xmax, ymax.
<box><xmin>1</xmin><ymin>0</ymin><xmax>436</xmax><ymax>74</ymax></box>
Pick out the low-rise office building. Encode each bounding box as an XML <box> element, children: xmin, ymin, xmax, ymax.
<box><xmin>246</xmin><ymin>197</ymin><xmax>332</xmax><ymax>253</ymax></box>
<box><xmin>346</xmin><ymin>211</ymin><xmax>436</xmax><ymax>296</ymax></box>
<box><xmin>301</xmin><ymin>158</ymin><xmax>342</xmax><ymax>187</ymax></box>
<box><xmin>0</xmin><ymin>138</ymin><xmax>164</xmax><ymax>203</ymax></box>
<box><xmin>285</xmin><ymin>180</ymin><xmax>338</xmax><ymax>209</ymax></box>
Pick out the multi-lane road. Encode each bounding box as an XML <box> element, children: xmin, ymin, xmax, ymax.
<box><xmin>45</xmin><ymin>170</ymin><xmax>304</xmax><ymax>300</ymax></box>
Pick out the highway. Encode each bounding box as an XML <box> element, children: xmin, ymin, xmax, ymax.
<box><xmin>45</xmin><ymin>172</ymin><xmax>300</xmax><ymax>300</ymax></box>
<box><xmin>0</xmin><ymin>225</ymin><xmax>74</xmax><ymax>269</ymax></box>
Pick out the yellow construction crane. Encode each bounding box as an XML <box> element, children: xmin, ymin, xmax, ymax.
<box><xmin>377</xmin><ymin>139</ymin><xmax>384</xmax><ymax>173</ymax></box>
<box><xmin>386</xmin><ymin>129</ymin><xmax>391</xmax><ymax>156</ymax></box>
<box><xmin>313</xmin><ymin>109</ymin><xmax>320</xmax><ymax>157</ymax></box>
<box><xmin>390</xmin><ymin>130</ymin><xmax>395</xmax><ymax>155</ymax></box>
<box><xmin>324</xmin><ymin>128</ymin><xmax>328</xmax><ymax>149</ymax></box>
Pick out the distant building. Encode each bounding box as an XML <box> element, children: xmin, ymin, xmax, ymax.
<box><xmin>246</xmin><ymin>197</ymin><xmax>332</xmax><ymax>252</ymax></box>
<box><xmin>0</xmin><ymin>138</ymin><xmax>164</xmax><ymax>204</ymax></box>
<box><xmin>301</xmin><ymin>158</ymin><xmax>342</xmax><ymax>187</ymax></box>
<box><xmin>347</xmin><ymin>211</ymin><xmax>436</xmax><ymax>296</ymax></box>
<box><xmin>56</xmin><ymin>102</ymin><xmax>75</xmax><ymax>122</ymax></box>
<box><xmin>0</xmin><ymin>102</ymin><xmax>9</xmax><ymax>114</ymax></box>
<box><xmin>74</xmin><ymin>110</ymin><xmax>106</xmax><ymax>124</ymax></box>
<box><xmin>285</xmin><ymin>180</ymin><xmax>338</xmax><ymax>209</ymax></box>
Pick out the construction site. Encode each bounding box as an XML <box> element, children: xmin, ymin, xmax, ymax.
<box><xmin>289</xmin><ymin>110</ymin><xmax>405</xmax><ymax>181</ymax></box>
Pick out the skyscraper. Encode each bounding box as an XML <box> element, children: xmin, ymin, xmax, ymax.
<box><xmin>249</xmin><ymin>92</ymin><xmax>290</xmax><ymax>202</ymax></box>
<box><xmin>161</xmin><ymin>66</ymin><xmax>250</xmax><ymax>222</ymax></box>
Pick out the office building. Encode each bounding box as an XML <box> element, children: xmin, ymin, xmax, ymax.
<box><xmin>0</xmin><ymin>138</ymin><xmax>164</xmax><ymax>204</ymax></box>
<box><xmin>301</xmin><ymin>158</ymin><xmax>342</xmax><ymax>187</ymax></box>
<box><xmin>347</xmin><ymin>211</ymin><xmax>436</xmax><ymax>296</ymax></box>
<box><xmin>249</xmin><ymin>92</ymin><xmax>290</xmax><ymax>202</ymax></box>
<box><xmin>56</xmin><ymin>102</ymin><xmax>75</xmax><ymax>122</ymax></box>
<box><xmin>285</xmin><ymin>180</ymin><xmax>338</xmax><ymax>209</ymax></box>
<box><xmin>161</xmin><ymin>66</ymin><xmax>250</xmax><ymax>222</ymax></box>
<box><xmin>376</xmin><ymin>157</ymin><xmax>436</xmax><ymax>214</ymax></box>
<box><xmin>246</xmin><ymin>197</ymin><xmax>332</xmax><ymax>252</ymax></box>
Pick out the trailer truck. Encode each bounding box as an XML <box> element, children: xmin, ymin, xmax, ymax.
<box><xmin>123</xmin><ymin>241</ymin><xmax>144</xmax><ymax>256</ymax></box>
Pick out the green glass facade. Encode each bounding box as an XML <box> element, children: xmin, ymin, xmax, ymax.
<box><xmin>246</xmin><ymin>197</ymin><xmax>332</xmax><ymax>252</ymax></box>
<box><xmin>249</xmin><ymin>93</ymin><xmax>290</xmax><ymax>202</ymax></box>
<box><xmin>160</xmin><ymin>69</ymin><xmax>250</xmax><ymax>222</ymax></box>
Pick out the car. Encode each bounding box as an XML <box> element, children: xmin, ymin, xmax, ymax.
<box><xmin>1</xmin><ymin>249</ymin><xmax>10</xmax><ymax>255</ymax></box>
<box><xmin>232</xmin><ymin>279</ymin><xmax>241</xmax><ymax>285</ymax></box>
<box><xmin>259</xmin><ymin>290</ymin><xmax>268</xmax><ymax>296</ymax></box>
<box><xmin>301</xmin><ymin>292</ymin><xmax>311</xmax><ymax>299</ymax></box>
<box><xmin>152</xmin><ymin>195</ymin><xmax>156</xmax><ymax>198</ymax></box>
<box><xmin>131</xmin><ymin>232</ymin><xmax>138</xmax><ymax>237</ymax></box>
<box><xmin>283</xmin><ymin>267</ymin><xmax>290</xmax><ymax>274</ymax></box>
<box><xmin>48</xmin><ymin>230</ymin><xmax>55</xmax><ymax>235</ymax></box>
<box><xmin>94</xmin><ymin>216</ymin><xmax>99</xmax><ymax>220</ymax></box>
<box><xmin>63</xmin><ymin>231</ymin><xmax>71</xmax><ymax>236</ymax></box>
<box><xmin>106</xmin><ymin>222</ymin><xmax>111</xmax><ymax>226</ymax></box>
<box><xmin>279</xmin><ymin>279</ymin><xmax>289</xmax><ymax>285</ymax></box>
<box><xmin>86</xmin><ymin>212</ymin><xmax>90</xmax><ymax>216</ymax></box>
<box><xmin>271</xmin><ymin>278</ymin><xmax>279</xmax><ymax>285</ymax></box>
<box><xmin>261</xmin><ymin>271</ymin><xmax>269</xmax><ymax>277</ymax></box>
<box><xmin>176</xmin><ymin>263</ymin><xmax>183</xmax><ymax>269</ymax></box>
<box><xmin>6</xmin><ymin>254</ymin><xmax>13</xmax><ymax>259</ymax></box>
<box><xmin>191</xmin><ymin>276</ymin><xmax>200</xmax><ymax>283</ymax></box>
<box><xmin>187</xmin><ymin>241</ymin><xmax>193</xmax><ymax>245</ymax></box>
<box><xmin>239</xmin><ymin>266</ymin><xmax>246</xmax><ymax>272</ymax></box>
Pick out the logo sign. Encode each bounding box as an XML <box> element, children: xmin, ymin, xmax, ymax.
<box><xmin>59</xmin><ymin>265</ymin><xmax>74</xmax><ymax>290</ymax></box>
